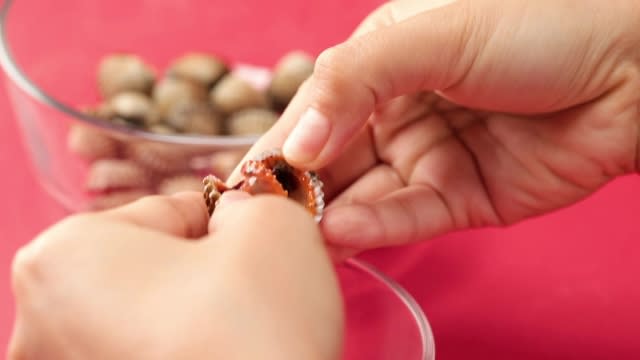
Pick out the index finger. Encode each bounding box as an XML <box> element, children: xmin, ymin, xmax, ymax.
<box><xmin>229</xmin><ymin>0</ymin><xmax>463</xmax><ymax>184</ymax></box>
<box><xmin>101</xmin><ymin>192</ymin><xmax>210</xmax><ymax>239</ymax></box>
<box><xmin>227</xmin><ymin>78</ymin><xmax>315</xmax><ymax>184</ymax></box>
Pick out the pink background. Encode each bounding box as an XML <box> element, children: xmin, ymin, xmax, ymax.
<box><xmin>1</xmin><ymin>1</ymin><xmax>640</xmax><ymax>359</ymax></box>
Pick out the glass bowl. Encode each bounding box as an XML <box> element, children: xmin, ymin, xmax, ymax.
<box><xmin>0</xmin><ymin>0</ymin><xmax>384</xmax><ymax>211</ymax></box>
<box><xmin>340</xmin><ymin>258</ymin><xmax>435</xmax><ymax>360</ymax></box>
<box><xmin>1</xmin><ymin>1</ymin><xmax>437</xmax><ymax>357</ymax></box>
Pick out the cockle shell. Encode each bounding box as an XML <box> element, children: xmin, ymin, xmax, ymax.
<box><xmin>203</xmin><ymin>149</ymin><xmax>324</xmax><ymax>222</ymax></box>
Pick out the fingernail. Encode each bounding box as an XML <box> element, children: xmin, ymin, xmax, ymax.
<box><xmin>283</xmin><ymin>107</ymin><xmax>330</xmax><ymax>164</ymax></box>
<box><xmin>215</xmin><ymin>190</ymin><xmax>251</xmax><ymax>211</ymax></box>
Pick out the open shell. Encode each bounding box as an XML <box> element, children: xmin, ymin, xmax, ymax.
<box><xmin>203</xmin><ymin>149</ymin><xmax>324</xmax><ymax>222</ymax></box>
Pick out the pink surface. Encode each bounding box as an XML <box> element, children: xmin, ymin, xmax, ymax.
<box><xmin>1</xmin><ymin>1</ymin><xmax>640</xmax><ymax>359</ymax></box>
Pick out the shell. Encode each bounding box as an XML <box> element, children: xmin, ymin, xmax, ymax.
<box><xmin>225</xmin><ymin>108</ymin><xmax>279</xmax><ymax>135</ymax></box>
<box><xmin>147</xmin><ymin>124</ymin><xmax>178</xmax><ymax>134</ymax></box>
<box><xmin>209</xmin><ymin>74</ymin><xmax>269</xmax><ymax>114</ymax></box>
<box><xmin>268</xmin><ymin>51</ymin><xmax>314</xmax><ymax>110</ymax></box>
<box><xmin>202</xmin><ymin>174</ymin><xmax>227</xmax><ymax>215</ymax></box>
<box><xmin>202</xmin><ymin>148</ymin><xmax>324</xmax><ymax>222</ymax></box>
<box><xmin>67</xmin><ymin>124</ymin><xmax>120</xmax><ymax>161</ymax></box>
<box><xmin>126</xmin><ymin>141</ymin><xmax>193</xmax><ymax>174</ymax></box>
<box><xmin>165</xmin><ymin>101</ymin><xmax>222</xmax><ymax>135</ymax></box>
<box><xmin>108</xmin><ymin>91</ymin><xmax>159</xmax><ymax>126</ymax></box>
<box><xmin>85</xmin><ymin>159</ymin><xmax>151</xmax><ymax>191</ymax></box>
<box><xmin>79</xmin><ymin>103</ymin><xmax>116</xmax><ymax>120</ymax></box>
<box><xmin>152</xmin><ymin>76</ymin><xmax>209</xmax><ymax>118</ymax></box>
<box><xmin>98</xmin><ymin>54</ymin><xmax>156</xmax><ymax>98</ymax></box>
<box><xmin>166</xmin><ymin>53</ymin><xmax>228</xmax><ymax>89</ymax></box>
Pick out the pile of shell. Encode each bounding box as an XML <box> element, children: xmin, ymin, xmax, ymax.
<box><xmin>67</xmin><ymin>51</ymin><xmax>314</xmax><ymax>210</ymax></box>
<box><xmin>86</xmin><ymin>51</ymin><xmax>313</xmax><ymax>135</ymax></box>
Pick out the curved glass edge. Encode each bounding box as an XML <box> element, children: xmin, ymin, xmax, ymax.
<box><xmin>345</xmin><ymin>258</ymin><xmax>436</xmax><ymax>360</ymax></box>
<box><xmin>0</xmin><ymin>0</ymin><xmax>259</xmax><ymax>148</ymax></box>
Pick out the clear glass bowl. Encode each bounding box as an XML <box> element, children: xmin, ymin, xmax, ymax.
<box><xmin>0</xmin><ymin>0</ymin><xmax>383</xmax><ymax>211</ymax></box>
<box><xmin>340</xmin><ymin>259</ymin><xmax>435</xmax><ymax>360</ymax></box>
<box><xmin>1</xmin><ymin>1</ymin><xmax>436</xmax><ymax>358</ymax></box>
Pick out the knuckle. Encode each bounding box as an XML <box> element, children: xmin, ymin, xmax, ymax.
<box><xmin>11</xmin><ymin>214</ymin><xmax>96</xmax><ymax>294</ymax></box>
<box><xmin>313</xmin><ymin>43</ymin><xmax>374</xmax><ymax>111</ymax></box>
<box><xmin>314</xmin><ymin>46</ymin><xmax>342</xmax><ymax>75</ymax></box>
<box><xmin>11</xmin><ymin>244</ymin><xmax>45</xmax><ymax>300</ymax></box>
<box><xmin>11</xmin><ymin>246</ymin><xmax>36</xmax><ymax>288</ymax></box>
<box><xmin>314</xmin><ymin>45</ymin><xmax>353</xmax><ymax>90</ymax></box>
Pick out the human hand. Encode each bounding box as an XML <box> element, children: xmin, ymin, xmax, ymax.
<box><xmin>239</xmin><ymin>0</ymin><xmax>640</xmax><ymax>256</ymax></box>
<box><xmin>9</xmin><ymin>192</ymin><xmax>343</xmax><ymax>360</ymax></box>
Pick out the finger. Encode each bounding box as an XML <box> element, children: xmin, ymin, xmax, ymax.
<box><xmin>321</xmin><ymin>185</ymin><xmax>456</xmax><ymax>249</ymax></box>
<box><xmin>280</xmin><ymin>0</ymin><xmax>486</xmax><ymax>169</ymax></box>
<box><xmin>316</xmin><ymin>92</ymin><xmax>437</xmax><ymax>200</ymax></box>
<box><xmin>226</xmin><ymin>79</ymin><xmax>315</xmax><ymax>185</ymax></box>
<box><xmin>210</xmin><ymin>195</ymin><xmax>344</xmax><ymax>359</ymax></box>
<box><xmin>351</xmin><ymin>0</ymin><xmax>460</xmax><ymax>38</ymax></box>
<box><xmin>328</xmin><ymin>164</ymin><xmax>405</xmax><ymax>207</ymax></box>
<box><xmin>7</xmin><ymin>315</ymin><xmax>37</xmax><ymax>360</ymax></box>
<box><xmin>229</xmin><ymin>119</ymin><xmax>377</xmax><ymax>201</ymax></box>
<box><xmin>209</xmin><ymin>195</ymin><xmax>325</xmax><ymax>251</ymax></box>
<box><xmin>102</xmin><ymin>192</ymin><xmax>209</xmax><ymax>238</ymax></box>
<box><xmin>207</xmin><ymin>190</ymin><xmax>251</xmax><ymax>233</ymax></box>
<box><xmin>314</xmin><ymin>128</ymin><xmax>377</xmax><ymax>200</ymax></box>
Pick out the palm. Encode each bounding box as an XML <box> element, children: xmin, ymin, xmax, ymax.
<box><xmin>240</xmin><ymin>0</ymin><xmax>639</xmax><ymax>250</ymax></box>
<box><xmin>320</xmin><ymin>91</ymin><xmax>637</xmax><ymax>245</ymax></box>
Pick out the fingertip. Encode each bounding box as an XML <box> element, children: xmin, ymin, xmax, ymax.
<box><xmin>209</xmin><ymin>195</ymin><xmax>326</xmax><ymax>256</ymax></box>
<box><xmin>217</xmin><ymin>190</ymin><xmax>252</xmax><ymax>208</ymax></box>
<box><xmin>207</xmin><ymin>190</ymin><xmax>252</xmax><ymax>233</ymax></box>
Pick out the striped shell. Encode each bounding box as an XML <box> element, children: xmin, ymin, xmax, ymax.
<box><xmin>203</xmin><ymin>149</ymin><xmax>324</xmax><ymax>222</ymax></box>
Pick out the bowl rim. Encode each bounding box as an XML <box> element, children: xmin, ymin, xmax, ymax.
<box><xmin>0</xmin><ymin>0</ymin><xmax>260</xmax><ymax>148</ymax></box>
<box><xmin>345</xmin><ymin>258</ymin><xmax>435</xmax><ymax>360</ymax></box>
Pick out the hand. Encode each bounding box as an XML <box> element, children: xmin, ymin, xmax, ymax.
<box><xmin>9</xmin><ymin>192</ymin><xmax>343</xmax><ymax>360</ymax></box>
<box><xmin>239</xmin><ymin>0</ymin><xmax>640</xmax><ymax>256</ymax></box>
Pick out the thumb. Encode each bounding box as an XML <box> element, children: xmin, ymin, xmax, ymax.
<box><xmin>209</xmin><ymin>195</ymin><xmax>344</xmax><ymax>359</ymax></box>
<box><xmin>280</xmin><ymin>0</ymin><xmax>486</xmax><ymax>168</ymax></box>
